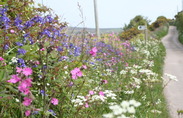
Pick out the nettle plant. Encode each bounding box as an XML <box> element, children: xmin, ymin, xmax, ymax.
<box><xmin>0</xmin><ymin>5</ymin><xmax>127</xmax><ymax>117</ymax></box>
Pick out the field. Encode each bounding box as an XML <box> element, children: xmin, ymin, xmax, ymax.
<box><xmin>0</xmin><ymin>2</ymin><xmax>173</xmax><ymax>118</ymax></box>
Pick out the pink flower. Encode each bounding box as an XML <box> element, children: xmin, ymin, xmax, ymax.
<box><xmin>82</xmin><ymin>65</ymin><xmax>87</xmax><ymax>69</ymax></box>
<box><xmin>23</xmin><ymin>97</ymin><xmax>32</xmax><ymax>106</ymax></box>
<box><xmin>34</xmin><ymin>61</ymin><xmax>40</xmax><ymax>65</ymax></box>
<box><xmin>77</xmin><ymin>71</ymin><xmax>82</xmax><ymax>77</ymax></box>
<box><xmin>125</xmin><ymin>63</ymin><xmax>128</xmax><ymax>67</ymax></box>
<box><xmin>40</xmin><ymin>48</ymin><xmax>45</xmax><ymax>51</ymax></box>
<box><xmin>18</xmin><ymin>78</ymin><xmax>32</xmax><ymax>95</ymax></box>
<box><xmin>51</xmin><ymin>98</ymin><xmax>59</xmax><ymax>105</ymax></box>
<box><xmin>99</xmin><ymin>91</ymin><xmax>105</xmax><ymax>96</ymax></box>
<box><xmin>10</xmin><ymin>29</ymin><xmax>15</xmax><ymax>34</ymax></box>
<box><xmin>85</xmin><ymin>103</ymin><xmax>89</xmax><ymax>108</ymax></box>
<box><xmin>7</xmin><ymin>75</ymin><xmax>21</xmax><ymax>83</ymax></box>
<box><xmin>89</xmin><ymin>90</ymin><xmax>94</xmax><ymax>95</ymax></box>
<box><xmin>22</xmin><ymin>67</ymin><xmax>32</xmax><ymax>76</ymax></box>
<box><xmin>16</xmin><ymin>67</ymin><xmax>22</xmax><ymax>73</ymax></box>
<box><xmin>0</xmin><ymin>57</ymin><xmax>4</xmax><ymax>61</ymax></box>
<box><xmin>71</xmin><ymin>68</ymin><xmax>83</xmax><ymax>79</ymax></box>
<box><xmin>89</xmin><ymin>47</ymin><xmax>97</xmax><ymax>56</ymax></box>
<box><xmin>25</xmin><ymin>110</ymin><xmax>31</xmax><ymax>116</ymax></box>
<box><xmin>101</xmin><ymin>80</ymin><xmax>108</xmax><ymax>84</ymax></box>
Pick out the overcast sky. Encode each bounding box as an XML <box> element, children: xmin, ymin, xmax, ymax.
<box><xmin>36</xmin><ymin>0</ymin><xmax>182</xmax><ymax>28</ymax></box>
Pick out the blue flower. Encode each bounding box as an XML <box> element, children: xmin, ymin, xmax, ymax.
<box><xmin>74</xmin><ymin>46</ymin><xmax>81</xmax><ymax>56</ymax></box>
<box><xmin>57</xmin><ymin>46</ymin><xmax>63</xmax><ymax>52</ymax></box>
<box><xmin>16</xmin><ymin>42</ymin><xmax>23</xmax><ymax>46</ymax></box>
<box><xmin>42</xmin><ymin>29</ymin><xmax>52</xmax><ymax>38</ymax></box>
<box><xmin>59</xmin><ymin>56</ymin><xmax>69</xmax><ymax>61</ymax></box>
<box><xmin>17</xmin><ymin>58</ymin><xmax>26</xmax><ymax>67</ymax></box>
<box><xmin>14</xmin><ymin>16</ymin><xmax>24</xmax><ymax>30</ymax></box>
<box><xmin>24</xmin><ymin>20</ymin><xmax>34</xmax><ymax>28</ymax></box>
<box><xmin>31</xmin><ymin>16</ymin><xmax>43</xmax><ymax>23</ymax></box>
<box><xmin>4</xmin><ymin>44</ymin><xmax>9</xmax><ymax>50</ymax></box>
<box><xmin>17</xmin><ymin>48</ymin><xmax>26</xmax><ymax>55</ymax></box>
<box><xmin>48</xmin><ymin>109</ymin><xmax>56</xmax><ymax>116</ymax></box>
<box><xmin>0</xmin><ymin>8</ymin><xmax>7</xmax><ymax>15</ymax></box>
<box><xmin>45</xmin><ymin>15</ymin><xmax>53</xmax><ymax>23</ymax></box>
<box><xmin>40</xmin><ymin>90</ymin><xmax>48</xmax><ymax>96</ymax></box>
<box><xmin>0</xmin><ymin>14</ymin><xmax>10</xmax><ymax>29</ymax></box>
<box><xmin>32</xmin><ymin>111</ymin><xmax>39</xmax><ymax>115</ymax></box>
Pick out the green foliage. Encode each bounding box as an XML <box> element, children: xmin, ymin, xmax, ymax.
<box><xmin>119</xmin><ymin>27</ymin><xmax>141</xmax><ymax>40</ymax></box>
<box><xmin>151</xmin><ymin>24</ymin><xmax>169</xmax><ymax>40</ymax></box>
<box><xmin>149</xmin><ymin>16</ymin><xmax>169</xmax><ymax>31</ymax></box>
<box><xmin>123</xmin><ymin>15</ymin><xmax>148</xmax><ymax>31</ymax></box>
<box><xmin>174</xmin><ymin>11</ymin><xmax>183</xmax><ymax>44</ymax></box>
<box><xmin>119</xmin><ymin>15</ymin><xmax>149</xmax><ymax>41</ymax></box>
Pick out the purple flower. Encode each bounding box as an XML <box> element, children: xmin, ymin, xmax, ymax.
<box><xmin>42</xmin><ymin>29</ymin><xmax>52</xmax><ymax>38</ymax></box>
<box><xmin>32</xmin><ymin>111</ymin><xmax>39</xmax><ymax>115</ymax></box>
<box><xmin>18</xmin><ymin>58</ymin><xmax>26</xmax><ymax>67</ymax></box>
<box><xmin>0</xmin><ymin>14</ymin><xmax>10</xmax><ymax>29</ymax></box>
<box><xmin>40</xmin><ymin>90</ymin><xmax>47</xmax><ymax>96</ymax></box>
<box><xmin>14</xmin><ymin>16</ymin><xmax>24</xmax><ymax>30</ymax></box>
<box><xmin>0</xmin><ymin>8</ymin><xmax>7</xmax><ymax>15</ymax></box>
<box><xmin>57</xmin><ymin>46</ymin><xmax>63</xmax><ymax>52</ymax></box>
<box><xmin>59</xmin><ymin>56</ymin><xmax>69</xmax><ymax>61</ymax></box>
<box><xmin>17</xmin><ymin>49</ymin><xmax>26</xmax><ymax>55</ymax></box>
<box><xmin>4</xmin><ymin>44</ymin><xmax>9</xmax><ymax>50</ymax></box>
<box><xmin>45</xmin><ymin>15</ymin><xmax>53</xmax><ymax>23</ymax></box>
<box><xmin>16</xmin><ymin>42</ymin><xmax>23</xmax><ymax>46</ymax></box>
<box><xmin>48</xmin><ymin>109</ymin><xmax>56</xmax><ymax>116</ymax></box>
<box><xmin>74</xmin><ymin>46</ymin><xmax>81</xmax><ymax>56</ymax></box>
<box><xmin>24</xmin><ymin>20</ymin><xmax>34</xmax><ymax>28</ymax></box>
<box><xmin>31</xmin><ymin>15</ymin><xmax>43</xmax><ymax>23</ymax></box>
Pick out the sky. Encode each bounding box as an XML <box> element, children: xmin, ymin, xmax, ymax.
<box><xmin>36</xmin><ymin>0</ymin><xmax>182</xmax><ymax>28</ymax></box>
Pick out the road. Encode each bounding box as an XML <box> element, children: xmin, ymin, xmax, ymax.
<box><xmin>162</xmin><ymin>26</ymin><xmax>183</xmax><ymax>118</ymax></box>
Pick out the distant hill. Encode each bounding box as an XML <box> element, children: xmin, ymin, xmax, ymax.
<box><xmin>66</xmin><ymin>27</ymin><xmax>122</xmax><ymax>35</ymax></box>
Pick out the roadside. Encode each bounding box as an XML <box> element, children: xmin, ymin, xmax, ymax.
<box><xmin>162</xmin><ymin>26</ymin><xmax>183</xmax><ymax>118</ymax></box>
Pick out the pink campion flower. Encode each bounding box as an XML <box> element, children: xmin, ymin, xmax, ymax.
<box><xmin>22</xmin><ymin>67</ymin><xmax>32</xmax><ymax>76</ymax></box>
<box><xmin>85</xmin><ymin>103</ymin><xmax>89</xmax><ymax>108</ymax></box>
<box><xmin>89</xmin><ymin>90</ymin><xmax>94</xmax><ymax>95</ymax></box>
<box><xmin>101</xmin><ymin>80</ymin><xmax>108</xmax><ymax>84</ymax></box>
<box><xmin>40</xmin><ymin>48</ymin><xmax>45</xmax><ymax>51</ymax></box>
<box><xmin>89</xmin><ymin>47</ymin><xmax>97</xmax><ymax>56</ymax></box>
<box><xmin>82</xmin><ymin>65</ymin><xmax>87</xmax><ymax>69</ymax></box>
<box><xmin>77</xmin><ymin>71</ymin><xmax>82</xmax><ymax>77</ymax></box>
<box><xmin>51</xmin><ymin>98</ymin><xmax>59</xmax><ymax>105</ymax></box>
<box><xmin>125</xmin><ymin>63</ymin><xmax>128</xmax><ymax>67</ymax></box>
<box><xmin>0</xmin><ymin>57</ymin><xmax>4</xmax><ymax>61</ymax></box>
<box><xmin>7</xmin><ymin>75</ymin><xmax>21</xmax><ymax>83</ymax></box>
<box><xmin>16</xmin><ymin>67</ymin><xmax>22</xmax><ymax>73</ymax></box>
<box><xmin>25</xmin><ymin>110</ymin><xmax>31</xmax><ymax>116</ymax></box>
<box><xmin>99</xmin><ymin>91</ymin><xmax>105</xmax><ymax>96</ymax></box>
<box><xmin>18</xmin><ymin>83</ymin><xmax>31</xmax><ymax>95</ymax></box>
<box><xmin>34</xmin><ymin>61</ymin><xmax>40</xmax><ymax>65</ymax></box>
<box><xmin>23</xmin><ymin>97</ymin><xmax>32</xmax><ymax>106</ymax></box>
<box><xmin>71</xmin><ymin>68</ymin><xmax>83</xmax><ymax>79</ymax></box>
<box><xmin>10</xmin><ymin>29</ymin><xmax>15</xmax><ymax>34</ymax></box>
<box><xmin>18</xmin><ymin>78</ymin><xmax>32</xmax><ymax>95</ymax></box>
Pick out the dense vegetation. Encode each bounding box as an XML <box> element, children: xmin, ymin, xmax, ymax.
<box><xmin>0</xmin><ymin>0</ymin><xmax>173</xmax><ymax>118</ymax></box>
<box><xmin>175</xmin><ymin>11</ymin><xmax>183</xmax><ymax>44</ymax></box>
<box><xmin>119</xmin><ymin>15</ymin><xmax>148</xmax><ymax>40</ymax></box>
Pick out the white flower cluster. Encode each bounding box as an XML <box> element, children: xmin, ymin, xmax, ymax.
<box><xmin>9</xmin><ymin>57</ymin><xmax>18</xmax><ymax>64</ymax></box>
<box><xmin>143</xmin><ymin>60</ymin><xmax>154</xmax><ymax>67</ymax></box>
<box><xmin>71</xmin><ymin>96</ymin><xmax>87</xmax><ymax>107</ymax></box>
<box><xmin>164</xmin><ymin>73</ymin><xmax>178</xmax><ymax>81</ymax></box>
<box><xmin>71</xmin><ymin>89</ymin><xmax>117</xmax><ymax>107</ymax></box>
<box><xmin>103</xmin><ymin>100</ymin><xmax>141</xmax><ymax>118</ymax></box>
